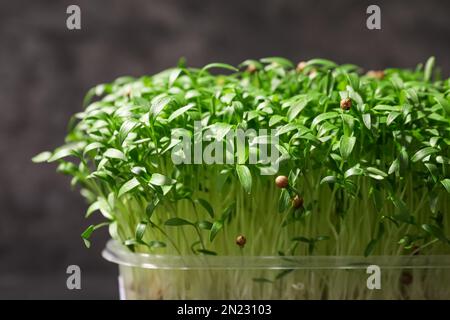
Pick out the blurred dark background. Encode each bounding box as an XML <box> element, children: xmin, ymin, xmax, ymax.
<box><xmin>0</xmin><ymin>0</ymin><xmax>449</xmax><ymax>299</ymax></box>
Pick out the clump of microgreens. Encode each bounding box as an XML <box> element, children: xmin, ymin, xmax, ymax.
<box><xmin>33</xmin><ymin>57</ymin><xmax>450</xmax><ymax>260</ymax></box>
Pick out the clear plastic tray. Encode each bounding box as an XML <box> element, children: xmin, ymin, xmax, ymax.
<box><xmin>103</xmin><ymin>240</ymin><xmax>450</xmax><ymax>300</ymax></box>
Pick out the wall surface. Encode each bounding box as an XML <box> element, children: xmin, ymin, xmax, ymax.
<box><xmin>0</xmin><ymin>0</ymin><xmax>449</xmax><ymax>299</ymax></box>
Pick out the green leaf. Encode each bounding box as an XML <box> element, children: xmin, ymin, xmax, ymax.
<box><xmin>197</xmin><ymin>221</ymin><xmax>213</xmax><ymax>230</ymax></box>
<box><xmin>96</xmin><ymin>196</ymin><xmax>114</xmax><ymax>220</ymax></box>
<box><xmin>81</xmin><ymin>225</ymin><xmax>95</xmax><ymax>239</ymax></box>
<box><xmin>81</xmin><ymin>225</ymin><xmax>95</xmax><ymax>248</ymax></box>
<box><xmin>210</xmin><ymin>220</ymin><xmax>224</xmax><ymax>242</ymax></box>
<box><xmin>306</xmin><ymin>58</ymin><xmax>337</xmax><ymax>69</ymax></box>
<box><xmin>428</xmin><ymin>112</ymin><xmax>448</xmax><ymax>123</ymax></box>
<box><xmin>276</xmin><ymin>123</ymin><xmax>298</xmax><ymax>136</ymax></box>
<box><xmin>269</xmin><ymin>115</ymin><xmax>285</xmax><ymax>127</ymax></box>
<box><xmin>168</xmin><ymin>68</ymin><xmax>183</xmax><ymax>86</ymax></box>
<box><xmin>148</xmin><ymin>240</ymin><xmax>167</xmax><ymax>248</ymax></box>
<box><xmin>118</xmin><ymin>119</ymin><xmax>138</xmax><ymax>145</ymax></box>
<box><xmin>104</xmin><ymin>148</ymin><xmax>126</xmax><ymax>161</ymax></box>
<box><xmin>434</xmin><ymin>95</ymin><xmax>450</xmax><ymax>115</ymax></box>
<box><xmin>331</xmin><ymin>153</ymin><xmax>343</xmax><ymax>162</ymax></box>
<box><xmin>48</xmin><ymin>144</ymin><xmax>80</xmax><ymax>162</ymax></box>
<box><xmin>201</xmin><ymin>63</ymin><xmax>238</xmax><ymax>74</ymax></box>
<box><xmin>131</xmin><ymin>166</ymin><xmax>147</xmax><ymax>177</ymax></box>
<box><xmin>83</xmin><ymin>142</ymin><xmax>103</xmax><ymax>155</ymax></box>
<box><xmin>341</xmin><ymin>114</ymin><xmax>355</xmax><ymax>136</ymax></box>
<box><xmin>292</xmin><ymin>236</ymin><xmax>310</xmax><ymax>243</ymax></box>
<box><xmin>346</xmin><ymin>73</ymin><xmax>360</xmax><ymax>91</ymax></box>
<box><xmin>287</xmin><ymin>98</ymin><xmax>309</xmax><ymax>121</ymax></box>
<box><xmin>311</xmin><ymin>112</ymin><xmax>339</xmax><ymax>128</ymax></box>
<box><xmin>400</xmin><ymin>147</ymin><xmax>409</xmax><ymax>171</ymax></box>
<box><xmin>164</xmin><ymin>218</ymin><xmax>193</xmax><ymax>226</ymax></box>
<box><xmin>441</xmin><ymin>179</ymin><xmax>450</xmax><ymax>193</ymax></box>
<box><xmin>373</xmin><ymin>105</ymin><xmax>401</xmax><ymax>112</ymax></box>
<box><xmin>197</xmin><ymin>249</ymin><xmax>217</xmax><ymax>255</ymax></box>
<box><xmin>390</xmin><ymin>74</ymin><xmax>404</xmax><ymax>90</ymax></box>
<box><xmin>236</xmin><ymin>165</ymin><xmax>252</xmax><ymax>193</ymax></box>
<box><xmin>344</xmin><ymin>166</ymin><xmax>364</xmax><ymax>178</ymax></box>
<box><xmin>123</xmin><ymin>239</ymin><xmax>140</xmax><ymax>249</ymax></box>
<box><xmin>320</xmin><ymin>176</ymin><xmax>337</xmax><ymax>185</ymax></box>
<box><xmin>424</xmin><ymin>56</ymin><xmax>435</xmax><ymax>82</ymax></box>
<box><xmin>404</xmin><ymin>88</ymin><xmax>419</xmax><ymax>105</ymax></box>
<box><xmin>278</xmin><ymin>189</ymin><xmax>291</xmax><ymax>213</ymax></box>
<box><xmin>210</xmin><ymin>122</ymin><xmax>232</xmax><ymax>141</ymax></box>
<box><xmin>135</xmin><ymin>222</ymin><xmax>147</xmax><ymax>241</ymax></box>
<box><xmin>436</xmin><ymin>156</ymin><xmax>450</xmax><ymax>165</ymax></box>
<box><xmin>118</xmin><ymin>177</ymin><xmax>140</xmax><ymax>197</ymax></box>
<box><xmin>362</xmin><ymin>113</ymin><xmax>371</xmax><ymax>130</ymax></box>
<box><xmin>411</xmin><ymin>147</ymin><xmax>438</xmax><ymax>162</ymax></box>
<box><xmin>260</xmin><ymin>57</ymin><xmax>294</xmax><ymax>68</ymax></box>
<box><xmin>339</xmin><ymin>136</ymin><xmax>356</xmax><ymax>159</ymax></box>
<box><xmin>168</xmin><ymin>103</ymin><xmax>195</xmax><ymax>122</ymax></box>
<box><xmin>149</xmin><ymin>173</ymin><xmax>176</xmax><ymax>186</ymax></box>
<box><xmin>239</xmin><ymin>59</ymin><xmax>263</xmax><ymax>69</ymax></box>
<box><xmin>366</xmin><ymin>167</ymin><xmax>387</xmax><ymax>180</ymax></box>
<box><xmin>85</xmin><ymin>201</ymin><xmax>100</xmax><ymax>218</ymax></box>
<box><xmin>386</xmin><ymin>111</ymin><xmax>401</xmax><ymax>126</ymax></box>
<box><xmin>388</xmin><ymin>159</ymin><xmax>399</xmax><ymax>175</ymax></box>
<box><xmin>32</xmin><ymin>151</ymin><xmax>52</xmax><ymax>163</ymax></box>
<box><xmin>145</xmin><ymin>197</ymin><xmax>160</xmax><ymax>220</ymax></box>
<box><xmin>197</xmin><ymin>198</ymin><xmax>215</xmax><ymax>218</ymax></box>
<box><xmin>422</xmin><ymin>224</ymin><xmax>447</xmax><ymax>242</ymax></box>
<box><xmin>150</xmin><ymin>95</ymin><xmax>172</xmax><ymax>117</ymax></box>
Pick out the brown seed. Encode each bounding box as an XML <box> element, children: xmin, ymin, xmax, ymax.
<box><xmin>296</xmin><ymin>61</ymin><xmax>307</xmax><ymax>72</ymax></box>
<box><xmin>236</xmin><ymin>235</ymin><xmax>246</xmax><ymax>248</ymax></box>
<box><xmin>246</xmin><ymin>64</ymin><xmax>257</xmax><ymax>73</ymax></box>
<box><xmin>340</xmin><ymin>98</ymin><xmax>352</xmax><ymax>110</ymax></box>
<box><xmin>366</xmin><ymin>70</ymin><xmax>385</xmax><ymax>80</ymax></box>
<box><xmin>292</xmin><ymin>195</ymin><xmax>304</xmax><ymax>209</ymax></box>
<box><xmin>400</xmin><ymin>271</ymin><xmax>413</xmax><ymax>286</ymax></box>
<box><xmin>275</xmin><ymin>176</ymin><xmax>289</xmax><ymax>189</ymax></box>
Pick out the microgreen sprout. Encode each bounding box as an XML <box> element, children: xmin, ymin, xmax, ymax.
<box><xmin>33</xmin><ymin>56</ymin><xmax>450</xmax><ymax>262</ymax></box>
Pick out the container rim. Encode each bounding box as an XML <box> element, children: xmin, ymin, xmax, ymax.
<box><xmin>102</xmin><ymin>239</ymin><xmax>450</xmax><ymax>270</ymax></box>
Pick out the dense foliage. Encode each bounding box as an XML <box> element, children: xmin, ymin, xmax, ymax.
<box><xmin>34</xmin><ymin>57</ymin><xmax>450</xmax><ymax>257</ymax></box>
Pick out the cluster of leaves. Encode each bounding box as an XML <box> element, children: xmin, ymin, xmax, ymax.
<box><xmin>33</xmin><ymin>56</ymin><xmax>450</xmax><ymax>256</ymax></box>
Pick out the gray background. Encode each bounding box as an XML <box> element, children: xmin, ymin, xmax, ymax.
<box><xmin>0</xmin><ymin>0</ymin><xmax>449</xmax><ymax>299</ymax></box>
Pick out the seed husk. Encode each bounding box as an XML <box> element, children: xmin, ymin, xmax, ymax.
<box><xmin>236</xmin><ymin>235</ymin><xmax>247</xmax><ymax>248</ymax></box>
<box><xmin>296</xmin><ymin>61</ymin><xmax>307</xmax><ymax>72</ymax></box>
<box><xmin>275</xmin><ymin>176</ymin><xmax>289</xmax><ymax>189</ymax></box>
<box><xmin>308</xmin><ymin>69</ymin><xmax>318</xmax><ymax>79</ymax></box>
<box><xmin>292</xmin><ymin>195</ymin><xmax>304</xmax><ymax>209</ymax></box>
<box><xmin>246</xmin><ymin>64</ymin><xmax>257</xmax><ymax>73</ymax></box>
<box><xmin>340</xmin><ymin>97</ymin><xmax>352</xmax><ymax>110</ymax></box>
<box><xmin>366</xmin><ymin>70</ymin><xmax>385</xmax><ymax>80</ymax></box>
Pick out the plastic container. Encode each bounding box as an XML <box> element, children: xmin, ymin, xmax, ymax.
<box><xmin>102</xmin><ymin>240</ymin><xmax>450</xmax><ymax>300</ymax></box>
